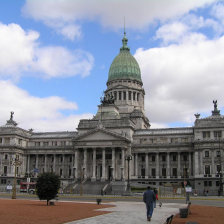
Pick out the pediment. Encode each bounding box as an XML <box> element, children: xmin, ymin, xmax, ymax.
<box><xmin>74</xmin><ymin>128</ymin><xmax>130</xmax><ymax>143</ymax></box>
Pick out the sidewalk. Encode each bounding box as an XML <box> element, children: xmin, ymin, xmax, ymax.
<box><xmin>66</xmin><ymin>202</ymin><xmax>184</xmax><ymax>224</ymax></box>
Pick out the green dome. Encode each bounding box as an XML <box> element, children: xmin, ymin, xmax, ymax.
<box><xmin>108</xmin><ymin>33</ymin><xmax>142</xmax><ymax>83</ymax></box>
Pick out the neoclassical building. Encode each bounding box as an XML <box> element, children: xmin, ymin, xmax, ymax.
<box><xmin>0</xmin><ymin>32</ymin><xmax>223</xmax><ymax>195</ymax></box>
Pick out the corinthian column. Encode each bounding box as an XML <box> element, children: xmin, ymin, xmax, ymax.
<box><xmin>156</xmin><ymin>153</ymin><xmax>159</xmax><ymax>178</ymax></box>
<box><xmin>83</xmin><ymin>148</ymin><xmax>87</xmax><ymax>179</ymax></box>
<box><xmin>92</xmin><ymin>148</ymin><xmax>96</xmax><ymax>181</ymax></box>
<box><xmin>121</xmin><ymin>148</ymin><xmax>125</xmax><ymax>180</ymax></box>
<box><xmin>145</xmin><ymin>153</ymin><xmax>149</xmax><ymax>178</ymax></box>
<box><xmin>74</xmin><ymin>150</ymin><xmax>78</xmax><ymax>178</ymax></box>
<box><xmin>102</xmin><ymin>148</ymin><xmax>106</xmax><ymax>181</ymax></box>
<box><xmin>112</xmin><ymin>148</ymin><xmax>115</xmax><ymax>180</ymax></box>
<box><xmin>167</xmin><ymin>152</ymin><xmax>170</xmax><ymax>178</ymax></box>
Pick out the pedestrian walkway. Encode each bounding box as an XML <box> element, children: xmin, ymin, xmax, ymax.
<box><xmin>66</xmin><ymin>201</ymin><xmax>184</xmax><ymax>224</ymax></box>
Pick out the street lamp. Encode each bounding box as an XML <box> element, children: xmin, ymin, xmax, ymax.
<box><xmin>125</xmin><ymin>155</ymin><xmax>132</xmax><ymax>193</ymax></box>
<box><xmin>217</xmin><ymin>168</ymin><xmax>223</xmax><ymax>196</ymax></box>
<box><xmin>11</xmin><ymin>154</ymin><xmax>22</xmax><ymax>199</ymax></box>
<box><xmin>80</xmin><ymin>167</ymin><xmax>85</xmax><ymax>196</ymax></box>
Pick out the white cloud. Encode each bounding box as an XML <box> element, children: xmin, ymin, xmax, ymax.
<box><xmin>135</xmin><ymin>35</ymin><xmax>224</xmax><ymax>127</ymax></box>
<box><xmin>0</xmin><ymin>23</ymin><xmax>38</xmax><ymax>76</ymax></box>
<box><xmin>0</xmin><ymin>80</ymin><xmax>93</xmax><ymax>131</ymax></box>
<box><xmin>22</xmin><ymin>0</ymin><xmax>215</xmax><ymax>38</ymax></box>
<box><xmin>211</xmin><ymin>2</ymin><xmax>224</xmax><ymax>21</ymax></box>
<box><xmin>59</xmin><ymin>24</ymin><xmax>82</xmax><ymax>40</ymax></box>
<box><xmin>33</xmin><ymin>47</ymin><xmax>94</xmax><ymax>78</ymax></box>
<box><xmin>155</xmin><ymin>21</ymin><xmax>207</xmax><ymax>45</ymax></box>
<box><xmin>155</xmin><ymin>22</ymin><xmax>189</xmax><ymax>44</ymax></box>
<box><xmin>0</xmin><ymin>22</ymin><xmax>94</xmax><ymax>79</ymax></box>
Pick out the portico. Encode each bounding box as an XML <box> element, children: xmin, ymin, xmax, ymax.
<box><xmin>73</xmin><ymin>127</ymin><xmax>130</xmax><ymax>181</ymax></box>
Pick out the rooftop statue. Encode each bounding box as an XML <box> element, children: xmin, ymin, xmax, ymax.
<box><xmin>212</xmin><ymin>100</ymin><xmax>220</xmax><ymax>116</ymax></box>
<box><xmin>10</xmin><ymin>111</ymin><xmax>14</xmax><ymax>120</ymax></box>
<box><xmin>5</xmin><ymin>111</ymin><xmax>17</xmax><ymax>126</ymax></box>
<box><xmin>213</xmin><ymin>100</ymin><xmax>218</xmax><ymax>110</ymax></box>
<box><xmin>100</xmin><ymin>94</ymin><xmax>115</xmax><ymax>106</ymax></box>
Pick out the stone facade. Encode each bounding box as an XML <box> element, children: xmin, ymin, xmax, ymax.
<box><xmin>0</xmin><ymin>34</ymin><xmax>223</xmax><ymax>195</ymax></box>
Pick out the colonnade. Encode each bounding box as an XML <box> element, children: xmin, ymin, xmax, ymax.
<box><xmin>132</xmin><ymin>151</ymin><xmax>193</xmax><ymax>179</ymax></box>
<box><xmin>26</xmin><ymin>147</ymin><xmax>127</xmax><ymax>181</ymax></box>
<box><xmin>74</xmin><ymin>147</ymin><xmax>126</xmax><ymax>181</ymax></box>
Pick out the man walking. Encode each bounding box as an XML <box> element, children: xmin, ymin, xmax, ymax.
<box><xmin>143</xmin><ymin>186</ymin><xmax>156</xmax><ymax>221</ymax></box>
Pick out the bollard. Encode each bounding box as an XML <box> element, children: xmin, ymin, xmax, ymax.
<box><xmin>179</xmin><ymin>208</ymin><xmax>188</xmax><ymax>218</ymax></box>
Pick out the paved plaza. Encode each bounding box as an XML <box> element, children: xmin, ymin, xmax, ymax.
<box><xmin>66</xmin><ymin>201</ymin><xmax>184</xmax><ymax>224</ymax></box>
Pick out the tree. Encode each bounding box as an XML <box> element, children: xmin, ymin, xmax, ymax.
<box><xmin>36</xmin><ymin>172</ymin><xmax>60</xmax><ymax>205</ymax></box>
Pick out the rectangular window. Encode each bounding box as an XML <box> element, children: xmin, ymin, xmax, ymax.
<box><xmin>114</xmin><ymin>92</ymin><xmax>117</xmax><ymax>100</ymax></box>
<box><xmin>128</xmin><ymin>91</ymin><xmax>131</xmax><ymax>100</ymax></box>
<box><xmin>52</xmin><ymin>141</ymin><xmax>57</xmax><ymax>146</ymax></box>
<box><xmin>141</xmin><ymin>156</ymin><xmax>145</xmax><ymax>162</ymax></box>
<box><xmin>183</xmin><ymin>155</ymin><xmax>188</xmax><ymax>161</ymax></box>
<box><xmin>133</xmin><ymin>92</ymin><xmax>136</xmax><ymax>100</ymax></box>
<box><xmin>106</xmin><ymin>154</ymin><xmax>112</xmax><ymax>160</ymax></box>
<box><xmin>61</xmin><ymin>141</ymin><xmax>66</xmax><ymax>146</ymax></box>
<box><xmin>173</xmin><ymin>168</ymin><xmax>177</xmax><ymax>177</ymax></box>
<box><xmin>203</xmin><ymin>131</ymin><xmax>210</xmax><ymax>139</ymax></box>
<box><xmin>137</xmin><ymin>93</ymin><xmax>139</xmax><ymax>101</ymax></box>
<box><xmin>209</xmin><ymin>181</ymin><xmax>212</xmax><ymax>186</ymax></box>
<box><xmin>1</xmin><ymin>179</ymin><xmax>6</xmax><ymax>184</ymax></box>
<box><xmin>119</xmin><ymin>91</ymin><xmax>122</xmax><ymax>100</ymax></box>
<box><xmin>152</xmin><ymin>155</ymin><xmax>155</xmax><ymax>162</ymax></box>
<box><xmin>152</xmin><ymin>168</ymin><xmax>156</xmax><ymax>177</ymax></box>
<box><xmin>204</xmin><ymin>181</ymin><xmax>208</xmax><ymax>187</ymax></box>
<box><xmin>18</xmin><ymin>139</ymin><xmax>22</xmax><ymax>145</ymax></box>
<box><xmin>173</xmin><ymin>155</ymin><xmax>177</xmax><ymax>161</ymax></box>
<box><xmin>183</xmin><ymin>168</ymin><xmax>188</xmax><ymax>177</ymax></box>
<box><xmin>123</xmin><ymin>91</ymin><xmax>126</xmax><ymax>100</ymax></box>
<box><xmin>205</xmin><ymin>151</ymin><xmax>209</xmax><ymax>157</ymax></box>
<box><xmin>216</xmin><ymin>151</ymin><xmax>221</xmax><ymax>157</ymax></box>
<box><xmin>96</xmin><ymin>154</ymin><xmax>101</xmax><ymax>160</ymax></box>
<box><xmin>217</xmin><ymin>165</ymin><xmax>221</xmax><ymax>173</ymax></box>
<box><xmin>205</xmin><ymin>165</ymin><xmax>210</xmax><ymax>175</ymax></box>
<box><xmin>162</xmin><ymin>155</ymin><xmax>166</xmax><ymax>162</ymax></box>
<box><xmin>4</xmin><ymin>166</ymin><xmax>7</xmax><ymax>174</ymax></box>
<box><xmin>4</xmin><ymin>154</ymin><xmax>8</xmax><ymax>160</ymax></box>
<box><xmin>69</xmin><ymin>168</ymin><xmax>71</xmax><ymax>176</ymax></box>
<box><xmin>0</xmin><ymin>138</ymin><xmax>2</xmax><ymax>143</ymax></box>
<box><xmin>216</xmin><ymin>181</ymin><xmax>220</xmax><ymax>186</ymax></box>
<box><xmin>162</xmin><ymin>168</ymin><xmax>166</xmax><ymax>177</ymax></box>
<box><xmin>214</xmin><ymin>131</ymin><xmax>222</xmax><ymax>139</ymax></box>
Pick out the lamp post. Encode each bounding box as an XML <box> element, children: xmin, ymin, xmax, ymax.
<box><xmin>11</xmin><ymin>154</ymin><xmax>22</xmax><ymax>199</ymax></box>
<box><xmin>217</xmin><ymin>169</ymin><xmax>223</xmax><ymax>196</ymax></box>
<box><xmin>125</xmin><ymin>155</ymin><xmax>132</xmax><ymax>193</ymax></box>
<box><xmin>80</xmin><ymin>167</ymin><xmax>85</xmax><ymax>196</ymax></box>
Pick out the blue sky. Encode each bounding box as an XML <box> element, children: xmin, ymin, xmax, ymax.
<box><xmin>0</xmin><ymin>0</ymin><xmax>224</xmax><ymax>131</ymax></box>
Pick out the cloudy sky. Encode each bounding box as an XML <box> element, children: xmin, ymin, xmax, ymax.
<box><xmin>0</xmin><ymin>0</ymin><xmax>224</xmax><ymax>131</ymax></box>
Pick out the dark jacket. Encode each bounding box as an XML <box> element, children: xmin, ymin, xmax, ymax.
<box><xmin>143</xmin><ymin>189</ymin><xmax>156</xmax><ymax>205</ymax></box>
